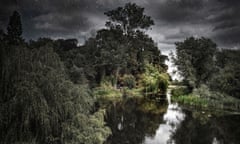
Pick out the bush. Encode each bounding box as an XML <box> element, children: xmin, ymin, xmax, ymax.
<box><xmin>192</xmin><ymin>84</ymin><xmax>211</xmax><ymax>98</ymax></box>
<box><xmin>158</xmin><ymin>73</ymin><xmax>169</xmax><ymax>93</ymax></box>
<box><xmin>122</xmin><ymin>74</ymin><xmax>136</xmax><ymax>89</ymax></box>
<box><xmin>171</xmin><ymin>87</ymin><xmax>191</xmax><ymax>97</ymax></box>
<box><xmin>140</xmin><ymin>64</ymin><xmax>169</xmax><ymax>94</ymax></box>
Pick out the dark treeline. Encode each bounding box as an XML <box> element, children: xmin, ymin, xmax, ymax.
<box><xmin>0</xmin><ymin>11</ymin><xmax>111</xmax><ymax>144</ymax></box>
<box><xmin>0</xmin><ymin>3</ymin><xmax>168</xmax><ymax>144</ymax></box>
<box><xmin>173</xmin><ymin>37</ymin><xmax>240</xmax><ymax>100</ymax></box>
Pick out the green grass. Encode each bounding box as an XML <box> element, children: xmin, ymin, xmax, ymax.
<box><xmin>93</xmin><ymin>86</ymin><xmax>122</xmax><ymax>99</ymax></box>
<box><xmin>171</xmin><ymin>87</ymin><xmax>190</xmax><ymax>97</ymax></box>
<box><xmin>172</xmin><ymin>95</ymin><xmax>208</xmax><ymax>108</ymax></box>
<box><xmin>124</xmin><ymin>87</ymin><xmax>144</xmax><ymax>97</ymax></box>
<box><xmin>93</xmin><ymin>82</ymin><xmax>147</xmax><ymax>101</ymax></box>
<box><xmin>172</xmin><ymin>94</ymin><xmax>240</xmax><ymax>111</ymax></box>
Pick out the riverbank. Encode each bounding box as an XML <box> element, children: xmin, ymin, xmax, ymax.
<box><xmin>171</xmin><ymin>87</ymin><xmax>240</xmax><ymax>112</ymax></box>
<box><xmin>93</xmin><ymin>86</ymin><xmax>144</xmax><ymax>99</ymax></box>
<box><xmin>103</xmin><ymin>91</ymin><xmax>240</xmax><ymax>144</ymax></box>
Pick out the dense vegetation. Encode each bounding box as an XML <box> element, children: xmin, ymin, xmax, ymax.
<box><xmin>172</xmin><ymin>37</ymin><xmax>240</xmax><ymax>110</ymax></box>
<box><xmin>2</xmin><ymin>2</ymin><xmax>239</xmax><ymax>143</ymax></box>
<box><xmin>0</xmin><ymin>3</ymin><xmax>169</xmax><ymax>144</ymax></box>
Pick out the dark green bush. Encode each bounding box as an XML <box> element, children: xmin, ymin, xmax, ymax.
<box><xmin>122</xmin><ymin>74</ymin><xmax>136</xmax><ymax>89</ymax></box>
<box><xmin>171</xmin><ymin>87</ymin><xmax>191</xmax><ymax>97</ymax></box>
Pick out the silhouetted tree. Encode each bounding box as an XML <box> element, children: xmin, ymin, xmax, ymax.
<box><xmin>104</xmin><ymin>3</ymin><xmax>154</xmax><ymax>34</ymax></box>
<box><xmin>7</xmin><ymin>11</ymin><xmax>23</xmax><ymax>44</ymax></box>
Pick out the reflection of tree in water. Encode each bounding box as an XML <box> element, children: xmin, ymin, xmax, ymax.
<box><xmin>105</xmin><ymin>98</ymin><xmax>168</xmax><ymax>144</ymax></box>
<box><xmin>169</xmin><ymin>111</ymin><xmax>240</xmax><ymax>144</ymax></box>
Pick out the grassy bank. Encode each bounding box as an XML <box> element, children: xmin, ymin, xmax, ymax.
<box><xmin>172</xmin><ymin>94</ymin><xmax>208</xmax><ymax>108</ymax></box>
<box><xmin>93</xmin><ymin>85</ymin><xmax>144</xmax><ymax>100</ymax></box>
<box><xmin>171</xmin><ymin>87</ymin><xmax>240</xmax><ymax>111</ymax></box>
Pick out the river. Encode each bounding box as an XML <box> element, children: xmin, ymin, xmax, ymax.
<box><xmin>104</xmin><ymin>89</ymin><xmax>240</xmax><ymax>144</ymax></box>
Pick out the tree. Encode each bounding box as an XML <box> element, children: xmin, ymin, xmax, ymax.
<box><xmin>0</xmin><ymin>44</ymin><xmax>110</xmax><ymax>144</ymax></box>
<box><xmin>103</xmin><ymin>3</ymin><xmax>158</xmax><ymax>72</ymax></box>
<box><xmin>7</xmin><ymin>11</ymin><xmax>23</xmax><ymax>44</ymax></box>
<box><xmin>81</xmin><ymin>3</ymin><xmax>168</xmax><ymax>90</ymax></box>
<box><xmin>104</xmin><ymin>2</ymin><xmax>154</xmax><ymax>34</ymax></box>
<box><xmin>174</xmin><ymin>37</ymin><xmax>217</xmax><ymax>88</ymax></box>
<box><xmin>210</xmin><ymin>49</ymin><xmax>240</xmax><ymax>98</ymax></box>
<box><xmin>94</xmin><ymin>28</ymin><xmax>129</xmax><ymax>87</ymax></box>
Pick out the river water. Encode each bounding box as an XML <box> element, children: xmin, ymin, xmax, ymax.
<box><xmin>104</xmin><ymin>90</ymin><xmax>240</xmax><ymax>144</ymax></box>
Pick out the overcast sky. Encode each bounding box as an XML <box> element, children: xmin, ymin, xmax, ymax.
<box><xmin>1</xmin><ymin>0</ymin><xmax>240</xmax><ymax>50</ymax></box>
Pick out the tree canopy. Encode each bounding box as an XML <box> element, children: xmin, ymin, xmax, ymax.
<box><xmin>174</xmin><ymin>37</ymin><xmax>217</xmax><ymax>88</ymax></box>
<box><xmin>104</xmin><ymin>3</ymin><xmax>154</xmax><ymax>34</ymax></box>
<box><xmin>173</xmin><ymin>37</ymin><xmax>240</xmax><ymax>99</ymax></box>
<box><xmin>0</xmin><ymin>4</ymin><xmax>169</xmax><ymax>143</ymax></box>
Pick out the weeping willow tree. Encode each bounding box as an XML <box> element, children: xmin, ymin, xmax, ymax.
<box><xmin>0</xmin><ymin>42</ymin><xmax>110</xmax><ymax>144</ymax></box>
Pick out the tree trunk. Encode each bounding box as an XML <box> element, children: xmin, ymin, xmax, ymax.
<box><xmin>114</xmin><ymin>66</ymin><xmax>120</xmax><ymax>89</ymax></box>
<box><xmin>100</xmin><ymin>67</ymin><xmax>106</xmax><ymax>83</ymax></box>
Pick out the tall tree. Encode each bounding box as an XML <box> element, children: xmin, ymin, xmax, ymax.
<box><xmin>7</xmin><ymin>11</ymin><xmax>23</xmax><ymax>44</ymax></box>
<box><xmin>103</xmin><ymin>3</ymin><xmax>157</xmax><ymax>70</ymax></box>
<box><xmin>210</xmin><ymin>49</ymin><xmax>240</xmax><ymax>98</ymax></box>
<box><xmin>87</xmin><ymin>3</ymin><xmax>167</xmax><ymax>88</ymax></box>
<box><xmin>104</xmin><ymin>2</ymin><xmax>154</xmax><ymax>34</ymax></box>
<box><xmin>174</xmin><ymin>37</ymin><xmax>217</xmax><ymax>88</ymax></box>
<box><xmin>94</xmin><ymin>28</ymin><xmax>128</xmax><ymax>87</ymax></box>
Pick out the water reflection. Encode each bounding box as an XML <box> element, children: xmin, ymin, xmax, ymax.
<box><xmin>171</xmin><ymin>112</ymin><xmax>240</xmax><ymax>144</ymax></box>
<box><xmin>212</xmin><ymin>137</ymin><xmax>220</xmax><ymax>144</ymax></box>
<box><xmin>144</xmin><ymin>103</ymin><xmax>185</xmax><ymax>144</ymax></box>
<box><xmin>105</xmin><ymin>98</ymin><xmax>168</xmax><ymax>144</ymax></box>
<box><xmin>105</xmin><ymin>96</ymin><xmax>240</xmax><ymax>144</ymax></box>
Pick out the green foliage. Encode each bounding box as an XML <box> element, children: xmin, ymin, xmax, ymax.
<box><xmin>174</xmin><ymin>37</ymin><xmax>240</xmax><ymax>104</ymax></box>
<box><xmin>121</xmin><ymin>74</ymin><xmax>136</xmax><ymax>89</ymax></box>
<box><xmin>0</xmin><ymin>44</ymin><xmax>110</xmax><ymax>144</ymax></box>
<box><xmin>93</xmin><ymin>76</ymin><xmax>123</xmax><ymax>98</ymax></box>
<box><xmin>93</xmin><ymin>85</ymin><xmax>122</xmax><ymax>99</ymax></box>
<box><xmin>171</xmin><ymin>87</ymin><xmax>190</xmax><ymax>97</ymax></box>
<box><xmin>172</xmin><ymin>88</ymin><xmax>240</xmax><ymax>111</ymax></box>
<box><xmin>77</xmin><ymin>3</ymin><xmax>168</xmax><ymax>91</ymax></box>
<box><xmin>104</xmin><ymin>3</ymin><xmax>154</xmax><ymax>33</ymax></box>
<box><xmin>124</xmin><ymin>88</ymin><xmax>144</xmax><ymax>98</ymax></box>
<box><xmin>140</xmin><ymin>64</ymin><xmax>169</xmax><ymax>95</ymax></box>
<box><xmin>192</xmin><ymin>84</ymin><xmax>212</xmax><ymax>98</ymax></box>
<box><xmin>174</xmin><ymin>37</ymin><xmax>217</xmax><ymax>88</ymax></box>
<box><xmin>172</xmin><ymin>94</ymin><xmax>208</xmax><ymax>108</ymax></box>
<box><xmin>63</xmin><ymin>109</ymin><xmax>111</xmax><ymax>144</ymax></box>
<box><xmin>0</xmin><ymin>3</ymin><xmax>172</xmax><ymax>143</ymax></box>
<box><xmin>210</xmin><ymin>49</ymin><xmax>240</xmax><ymax>99</ymax></box>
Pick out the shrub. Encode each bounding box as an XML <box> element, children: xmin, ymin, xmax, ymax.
<box><xmin>171</xmin><ymin>87</ymin><xmax>191</xmax><ymax>97</ymax></box>
<box><xmin>122</xmin><ymin>74</ymin><xmax>136</xmax><ymax>89</ymax></box>
<box><xmin>140</xmin><ymin>64</ymin><xmax>169</xmax><ymax>94</ymax></box>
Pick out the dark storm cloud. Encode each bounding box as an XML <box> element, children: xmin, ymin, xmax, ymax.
<box><xmin>145</xmin><ymin>0</ymin><xmax>205</xmax><ymax>24</ymax></box>
<box><xmin>20</xmin><ymin>0</ymin><xmax>106</xmax><ymax>39</ymax></box>
<box><xmin>0</xmin><ymin>0</ymin><xmax>108</xmax><ymax>40</ymax></box>
<box><xmin>0</xmin><ymin>0</ymin><xmax>18</xmax><ymax>29</ymax></box>
<box><xmin>0</xmin><ymin>0</ymin><xmax>239</xmax><ymax>48</ymax></box>
<box><xmin>209</xmin><ymin>0</ymin><xmax>240</xmax><ymax>47</ymax></box>
<box><xmin>143</xmin><ymin>0</ymin><xmax>240</xmax><ymax>49</ymax></box>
